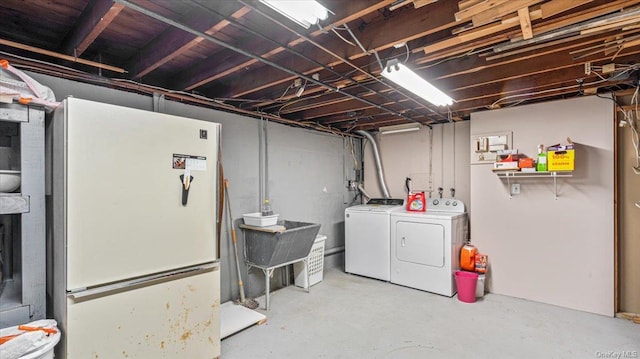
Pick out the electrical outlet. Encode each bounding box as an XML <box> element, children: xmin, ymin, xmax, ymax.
<box><xmin>584</xmin><ymin>62</ymin><xmax>591</xmax><ymax>75</ymax></box>
<box><xmin>511</xmin><ymin>183</ymin><xmax>520</xmax><ymax>195</ymax></box>
<box><xmin>294</xmin><ymin>78</ymin><xmax>302</xmax><ymax>87</ymax></box>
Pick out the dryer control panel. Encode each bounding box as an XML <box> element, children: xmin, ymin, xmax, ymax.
<box><xmin>427</xmin><ymin>198</ymin><xmax>465</xmax><ymax>213</ymax></box>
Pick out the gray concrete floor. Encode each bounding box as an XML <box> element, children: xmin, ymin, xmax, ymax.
<box><xmin>222</xmin><ymin>268</ymin><xmax>640</xmax><ymax>359</ymax></box>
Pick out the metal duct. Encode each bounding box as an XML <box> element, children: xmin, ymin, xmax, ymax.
<box><xmin>356</xmin><ymin>130</ymin><xmax>390</xmax><ymax>198</ymax></box>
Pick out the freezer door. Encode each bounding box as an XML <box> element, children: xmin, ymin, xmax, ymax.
<box><xmin>63</xmin><ymin>98</ymin><xmax>220</xmax><ymax>290</ymax></box>
<box><xmin>63</xmin><ymin>266</ymin><xmax>220</xmax><ymax>358</ymax></box>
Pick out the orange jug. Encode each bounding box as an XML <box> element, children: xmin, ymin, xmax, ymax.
<box><xmin>460</xmin><ymin>242</ymin><xmax>477</xmax><ymax>272</ymax></box>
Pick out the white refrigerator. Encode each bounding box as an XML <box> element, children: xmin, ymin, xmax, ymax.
<box><xmin>48</xmin><ymin>98</ymin><xmax>221</xmax><ymax>358</ymax></box>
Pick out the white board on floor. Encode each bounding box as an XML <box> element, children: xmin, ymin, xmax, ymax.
<box><xmin>220</xmin><ymin>301</ymin><xmax>267</xmax><ymax>339</ymax></box>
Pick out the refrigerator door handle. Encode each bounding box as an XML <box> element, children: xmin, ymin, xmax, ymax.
<box><xmin>68</xmin><ymin>261</ymin><xmax>219</xmax><ymax>300</ymax></box>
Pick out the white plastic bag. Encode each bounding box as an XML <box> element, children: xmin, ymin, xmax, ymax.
<box><xmin>0</xmin><ymin>319</ymin><xmax>60</xmax><ymax>359</ymax></box>
<box><xmin>0</xmin><ymin>59</ymin><xmax>59</xmax><ymax>111</ymax></box>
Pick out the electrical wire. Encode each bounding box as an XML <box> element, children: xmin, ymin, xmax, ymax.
<box><xmin>489</xmin><ymin>77</ymin><xmax>610</xmax><ymax>109</ymax></box>
<box><xmin>331</xmin><ymin>26</ymin><xmax>357</xmax><ymax>47</ymax></box>
<box><xmin>278</xmin><ymin>83</ymin><xmax>294</xmax><ymax>100</ymax></box>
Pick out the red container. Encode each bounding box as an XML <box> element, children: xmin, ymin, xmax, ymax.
<box><xmin>406</xmin><ymin>192</ymin><xmax>426</xmax><ymax>212</ymax></box>
<box><xmin>455</xmin><ymin>271</ymin><xmax>479</xmax><ymax>303</ymax></box>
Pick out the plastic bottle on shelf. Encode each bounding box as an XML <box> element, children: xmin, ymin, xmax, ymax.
<box><xmin>536</xmin><ymin>144</ymin><xmax>547</xmax><ymax>172</ymax></box>
<box><xmin>261</xmin><ymin>199</ymin><xmax>273</xmax><ymax>216</ymax></box>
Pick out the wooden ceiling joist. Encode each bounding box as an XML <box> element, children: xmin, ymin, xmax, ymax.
<box><xmin>0</xmin><ymin>38</ymin><xmax>126</xmax><ymax>73</ymax></box>
<box><xmin>60</xmin><ymin>0</ymin><xmax>124</xmax><ymax>56</ymax></box>
<box><xmin>216</xmin><ymin>0</ymin><xmax>461</xmax><ymax>99</ymax></box>
<box><xmin>126</xmin><ymin>2</ymin><xmax>245</xmax><ymax>79</ymax></box>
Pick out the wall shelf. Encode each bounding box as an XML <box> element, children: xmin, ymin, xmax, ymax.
<box><xmin>0</xmin><ymin>103</ymin><xmax>45</xmax><ymax>328</ymax></box>
<box><xmin>495</xmin><ymin>170</ymin><xmax>573</xmax><ymax>199</ymax></box>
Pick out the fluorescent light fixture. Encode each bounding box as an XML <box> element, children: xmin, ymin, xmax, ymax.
<box><xmin>379</xmin><ymin>123</ymin><xmax>422</xmax><ymax>135</ymax></box>
<box><xmin>381</xmin><ymin>59</ymin><xmax>453</xmax><ymax>107</ymax></box>
<box><xmin>259</xmin><ymin>0</ymin><xmax>329</xmax><ymax>29</ymax></box>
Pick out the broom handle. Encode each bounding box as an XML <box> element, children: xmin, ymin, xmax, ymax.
<box><xmin>225</xmin><ymin>179</ymin><xmax>246</xmax><ymax>303</ymax></box>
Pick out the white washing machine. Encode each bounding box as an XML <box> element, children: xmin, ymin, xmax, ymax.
<box><xmin>390</xmin><ymin>198</ymin><xmax>467</xmax><ymax>297</ymax></box>
<box><xmin>345</xmin><ymin>198</ymin><xmax>404</xmax><ymax>281</ymax></box>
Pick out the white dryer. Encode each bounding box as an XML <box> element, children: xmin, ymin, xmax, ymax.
<box><xmin>345</xmin><ymin>198</ymin><xmax>404</xmax><ymax>281</ymax></box>
<box><xmin>390</xmin><ymin>198</ymin><xmax>467</xmax><ymax>297</ymax></box>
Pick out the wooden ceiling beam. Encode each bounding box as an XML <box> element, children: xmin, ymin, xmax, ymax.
<box><xmin>126</xmin><ymin>2</ymin><xmax>245</xmax><ymax>79</ymax></box>
<box><xmin>451</xmin><ymin>70</ymin><xmax>599</xmax><ymax>108</ymax></box>
<box><xmin>189</xmin><ymin>0</ymin><xmax>461</xmax><ymax>97</ymax></box>
<box><xmin>448</xmin><ymin>52</ymin><xmax>640</xmax><ymax>110</ymax></box>
<box><xmin>264</xmin><ymin>30</ymin><xmax>639</xmax><ymax>119</ymax></box>
<box><xmin>297</xmin><ymin>94</ymin><xmax>406</xmax><ymax>119</ymax></box>
<box><xmin>320</xmin><ymin>108</ymin><xmax>394</xmax><ymax>125</ymax></box>
<box><xmin>0</xmin><ymin>38</ymin><xmax>126</xmax><ymax>73</ymax></box>
<box><xmin>279</xmin><ymin>45</ymin><xmax>640</xmax><ymax>121</ymax></box>
<box><xmin>419</xmin><ymin>28</ymin><xmax>638</xmax><ymax>82</ymax></box>
<box><xmin>443</xmin><ymin>47</ymin><xmax>640</xmax><ymax>93</ymax></box>
<box><xmin>60</xmin><ymin>0</ymin><xmax>124</xmax><ymax>56</ymax></box>
<box><xmin>170</xmin><ymin>0</ymin><xmax>397</xmax><ymax>92</ymax></box>
<box><xmin>453</xmin><ymin>79</ymin><xmax>626</xmax><ymax>113</ymax></box>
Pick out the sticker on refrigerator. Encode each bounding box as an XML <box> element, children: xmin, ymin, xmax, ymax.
<box><xmin>173</xmin><ymin>154</ymin><xmax>207</xmax><ymax>171</ymax></box>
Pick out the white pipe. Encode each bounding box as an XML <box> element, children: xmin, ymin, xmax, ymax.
<box><xmin>258</xmin><ymin>118</ymin><xmax>264</xmax><ymax>208</ymax></box>
<box><xmin>264</xmin><ymin>118</ymin><xmax>269</xmax><ymax>202</ymax></box>
<box><xmin>355</xmin><ymin>130</ymin><xmax>390</xmax><ymax>198</ymax></box>
<box><xmin>357</xmin><ymin>183</ymin><xmax>372</xmax><ymax>201</ymax></box>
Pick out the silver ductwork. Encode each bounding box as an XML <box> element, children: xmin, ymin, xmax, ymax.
<box><xmin>356</xmin><ymin>130</ymin><xmax>390</xmax><ymax>198</ymax></box>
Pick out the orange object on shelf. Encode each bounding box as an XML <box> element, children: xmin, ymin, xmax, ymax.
<box><xmin>460</xmin><ymin>242</ymin><xmax>477</xmax><ymax>272</ymax></box>
<box><xmin>518</xmin><ymin>157</ymin><xmax>534</xmax><ymax>168</ymax></box>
